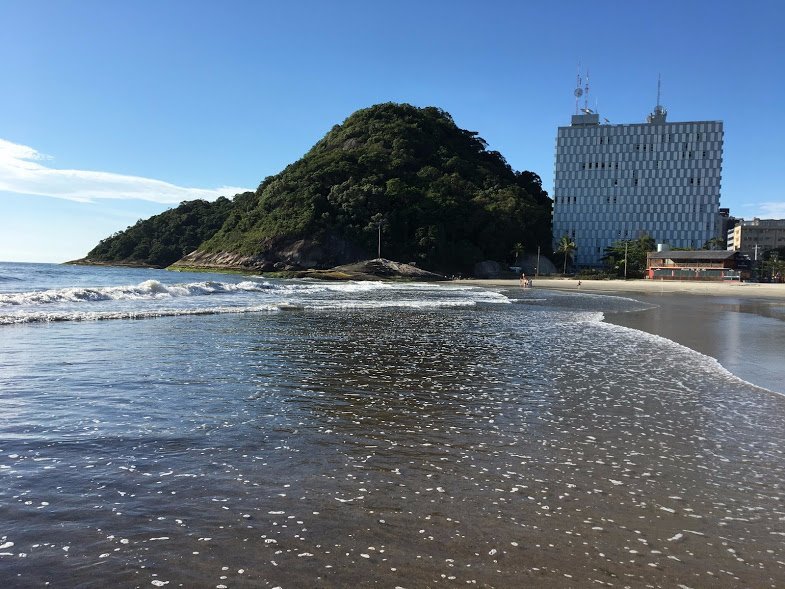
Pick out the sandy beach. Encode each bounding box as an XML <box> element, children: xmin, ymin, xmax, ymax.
<box><xmin>455</xmin><ymin>278</ymin><xmax>785</xmax><ymax>395</ymax></box>
<box><xmin>455</xmin><ymin>277</ymin><xmax>785</xmax><ymax>299</ymax></box>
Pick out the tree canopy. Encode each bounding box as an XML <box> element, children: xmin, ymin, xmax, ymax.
<box><xmin>82</xmin><ymin>103</ymin><xmax>553</xmax><ymax>273</ymax></box>
<box><xmin>200</xmin><ymin>103</ymin><xmax>552</xmax><ymax>272</ymax></box>
<box><xmin>602</xmin><ymin>235</ymin><xmax>656</xmax><ymax>278</ymax></box>
<box><xmin>555</xmin><ymin>234</ymin><xmax>576</xmax><ymax>274</ymax></box>
<box><xmin>84</xmin><ymin>195</ymin><xmax>250</xmax><ymax>267</ymax></box>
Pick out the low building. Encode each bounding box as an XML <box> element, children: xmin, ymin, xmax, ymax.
<box><xmin>646</xmin><ymin>250</ymin><xmax>751</xmax><ymax>281</ymax></box>
<box><xmin>727</xmin><ymin>218</ymin><xmax>785</xmax><ymax>259</ymax></box>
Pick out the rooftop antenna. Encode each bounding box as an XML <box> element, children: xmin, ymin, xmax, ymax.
<box><xmin>574</xmin><ymin>63</ymin><xmax>583</xmax><ymax>115</ymax></box>
<box><xmin>647</xmin><ymin>73</ymin><xmax>667</xmax><ymax>123</ymax></box>
<box><xmin>584</xmin><ymin>69</ymin><xmax>590</xmax><ymax>112</ymax></box>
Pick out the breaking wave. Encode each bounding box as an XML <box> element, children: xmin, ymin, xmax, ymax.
<box><xmin>0</xmin><ymin>280</ymin><xmax>274</xmax><ymax>306</ymax></box>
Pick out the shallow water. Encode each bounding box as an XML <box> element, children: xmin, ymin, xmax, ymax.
<box><xmin>1</xmin><ymin>263</ymin><xmax>784</xmax><ymax>587</ymax></box>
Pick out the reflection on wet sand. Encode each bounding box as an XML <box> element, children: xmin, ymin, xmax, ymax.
<box><xmin>2</xmin><ymin>295</ymin><xmax>784</xmax><ymax>587</ymax></box>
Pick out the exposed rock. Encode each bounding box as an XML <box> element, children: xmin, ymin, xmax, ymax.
<box><xmin>334</xmin><ymin>258</ymin><xmax>445</xmax><ymax>280</ymax></box>
<box><xmin>515</xmin><ymin>253</ymin><xmax>558</xmax><ymax>276</ymax></box>
<box><xmin>473</xmin><ymin>260</ymin><xmax>505</xmax><ymax>279</ymax></box>
<box><xmin>171</xmin><ymin>233</ymin><xmax>368</xmax><ymax>272</ymax></box>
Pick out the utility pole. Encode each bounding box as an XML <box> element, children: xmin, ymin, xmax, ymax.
<box><xmin>377</xmin><ymin>222</ymin><xmax>382</xmax><ymax>259</ymax></box>
<box><xmin>536</xmin><ymin>245</ymin><xmax>541</xmax><ymax>277</ymax></box>
<box><xmin>624</xmin><ymin>241</ymin><xmax>629</xmax><ymax>279</ymax></box>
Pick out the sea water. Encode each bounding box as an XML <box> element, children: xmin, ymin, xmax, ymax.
<box><xmin>1</xmin><ymin>262</ymin><xmax>784</xmax><ymax>587</ymax></box>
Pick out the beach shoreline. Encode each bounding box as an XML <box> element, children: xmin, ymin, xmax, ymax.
<box><xmin>455</xmin><ymin>278</ymin><xmax>785</xmax><ymax>395</ymax></box>
<box><xmin>454</xmin><ymin>277</ymin><xmax>785</xmax><ymax>300</ymax></box>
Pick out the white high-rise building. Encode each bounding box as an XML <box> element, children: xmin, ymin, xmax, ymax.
<box><xmin>552</xmin><ymin>87</ymin><xmax>724</xmax><ymax>268</ymax></box>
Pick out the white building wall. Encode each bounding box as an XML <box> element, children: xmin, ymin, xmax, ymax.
<box><xmin>552</xmin><ymin>119</ymin><xmax>724</xmax><ymax>267</ymax></box>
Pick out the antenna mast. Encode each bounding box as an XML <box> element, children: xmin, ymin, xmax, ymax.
<box><xmin>647</xmin><ymin>73</ymin><xmax>667</xmax><ymax>123</ymax></box>
<box><xmin>584</xmin><ymin>69</ymin><xmax>590</xmax><ymax>112</ymax></box>
<box><xmin>656</xmin><ymin>73</ymin><xmax>661</xmax><ymax>108</ymax></box>
<box><xmin>574</xmin><ymin>64</ymin><xmax>583</xmax><ymax>115</ymax></box>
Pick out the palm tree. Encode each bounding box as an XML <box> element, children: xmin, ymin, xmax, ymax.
<box><xmin>556</xmin><ymin>234</ymin><xmax>577</xmax><ymax>275</ymax></box>
<box><xmin>511</xmin><ymin>242</ymin><xmax>525</xmax><ymax>263</ymax></box>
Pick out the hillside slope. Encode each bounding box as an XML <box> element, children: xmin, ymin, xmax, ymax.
<box><xmin>183</xmin><ymin>103</ymin><xmax>551</xmax><ymax>273</ymax></box>
<box><xmin>80</xmin><ymin>103</ymin><xmax>552</xmax><ymax>274</ymax></box>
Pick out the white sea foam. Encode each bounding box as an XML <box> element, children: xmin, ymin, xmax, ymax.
<box><xmin>596</xmin><ymin>319</ymin><xmax>780</xmax><ymax>396</ymax></box>
<box><xmin>0</xmin><ymin>295</ymin><xmax>507</xmax><ymax>325</ymax></box>
<box><xmin>0</xmin><ymin>279</ymin><xmax>274</xmax><ymax>307</ymax></box>
<box><xmin>0</xmin><ymin>278</ymin><xmax>513</xmax><ymax>325</ymax></box>
<box><xmin>0</xmin><ymin>304</ymin><xmax>283</xmax><ymax>325</ymax></box>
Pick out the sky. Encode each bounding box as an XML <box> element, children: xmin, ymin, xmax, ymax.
<box><xmin>1</xmin><ymin>0</ymin><xmax>783</xmax><ymax>263</ymax></box>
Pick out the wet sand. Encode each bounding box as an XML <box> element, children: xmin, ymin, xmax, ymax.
<box><xmin>455</xmin><ymin>279</ymin><xmax>785</xmax><ymax>395</ymax></box>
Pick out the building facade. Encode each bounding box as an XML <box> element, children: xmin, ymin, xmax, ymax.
<box><xmin>727</xmin><ymin>218</ymin><xmax>785</xmax><ymax>260</ymax></box>
<box><xmin>646</xmin><ymin>249</ymin><xmax>750</xmax><ymax>281</ymax></box>
<box><xmin>552</xmin><ymin>103</ymin><xmax>724</xmax><ymax>267</ymax></box>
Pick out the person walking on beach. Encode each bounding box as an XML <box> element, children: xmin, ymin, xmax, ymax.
<box><xmin>520</xmin><ymin>272</ymin><xmax>527</xmax><ymax>288</ymax></box>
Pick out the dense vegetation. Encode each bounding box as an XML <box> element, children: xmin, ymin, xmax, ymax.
<box><xmin>602</xmin><ymin>235</ymin><xmax>656</xmax><ymax>278</ymax></box>
<box><xmin>200</xmin><ymin>103</ymin><xmax>552</xmax><ymax>272</ymax></box>
<box><xmin>84</xmin><ymin>195</ymin><xmax>253</xmax><ymax>267</ymax></box>
<box><xmin>83</xmin><ymin>103</ymin><xmax>553</xmax><ymax>273</ymax></box>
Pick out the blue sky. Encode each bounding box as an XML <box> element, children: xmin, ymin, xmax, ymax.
<box><xmin>1</xmin><ymin>0</ymin><xmax>783</xmax><ymax>262</ymax></box>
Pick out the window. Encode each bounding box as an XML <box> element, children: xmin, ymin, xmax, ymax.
<box><xmin>634</xmin><ymin>179</ymin><xmax>638</xmax><ymax>186</ymax></box>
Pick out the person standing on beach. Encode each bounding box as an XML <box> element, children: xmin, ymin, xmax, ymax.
<box><xmin>520</xmin><ymin>272</ymin><xmax>526</xmax><ymax>288</ymax></box>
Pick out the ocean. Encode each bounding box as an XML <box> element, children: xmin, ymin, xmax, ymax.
<box><xmin>1</xmin><ymin>262</ymin><xmax>784</xmax><ymax>587</ymax></box>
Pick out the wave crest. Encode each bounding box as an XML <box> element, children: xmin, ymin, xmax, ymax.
<box><xmin>0</xmin><ymin>279</ymin><xmax>273</xmax><ymax>307</ymax></box>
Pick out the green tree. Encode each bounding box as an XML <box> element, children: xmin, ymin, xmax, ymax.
<box><xmin>83</xmin><ymin>195</ymin><xmax>240</xmax><ymax>267</ymax></box>
<box><xmin>511</xmin><ymin>242</ymin><xmax>524</xmax><ymax>263</ymax></box>
<box><xmin>761</xmin><ymin>248</ymin><xmax>785</xmax><ymax>282</ymax></box>
<box><xmin>602</xmin><ymin>234</ymin><xmax>655</xmax><ymax>278</ymax></box>
<box><xmin>702</xmin><ymin>237</ymin><xmax>725</xmax><ymax>250</ymax></box>
<box><xmin>556</xmin><ymin>235</ymin><xmax>576</xmax><ymax>275</ymax></box>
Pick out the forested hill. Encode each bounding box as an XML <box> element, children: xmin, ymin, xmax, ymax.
<box><xmin>77</xmin><ymin>194</ymin><xmax>253</xmax><ymax>267</ymax></box>
<box><xmin>80</xmin><ymin>103</ymin><xmax>553</xmax><ymax>273</ymax></box>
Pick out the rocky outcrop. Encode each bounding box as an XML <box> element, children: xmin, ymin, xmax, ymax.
<box><xmin>473</xmin><ymin>260</ymin><xmax>506</xmax><ymax>279</ymax></box>
<box><xmin>515</xmin><ymin>253</ymin><xmax>558</xmax><ymax>276</ymax></box>
<box><xmin>171</xmin><ymin>233</ymin><xmax>368</xmax><ymax>272</ymax></box>
<box><xmin>326</xmin><ymin>258</ymin><xmax>446</xmax><ymax>281</ymax></box>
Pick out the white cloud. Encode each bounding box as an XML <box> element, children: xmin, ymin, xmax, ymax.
<box><xmin>753</xmin><ymin>202</ymin><xmax>785</xmax><ymax>219</ymax></box>
<box><xmin>0</xmin><ymin>138</ymin><xmax>251</xmax><ymax>204</ymax></box>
